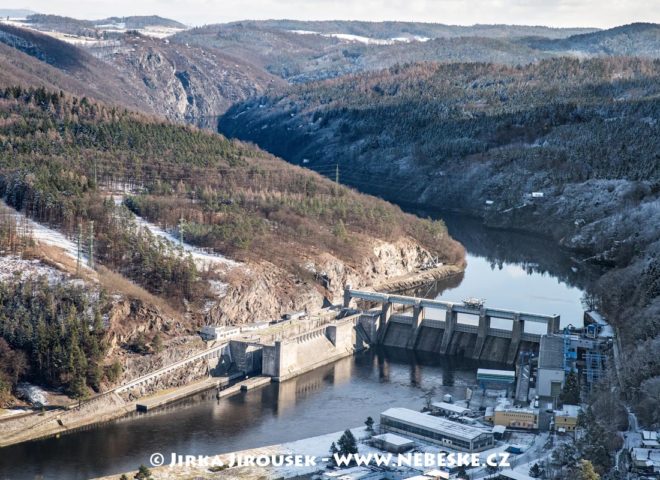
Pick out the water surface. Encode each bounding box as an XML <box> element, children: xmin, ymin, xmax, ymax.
<box><xmin>0</xmin><ymin>216</ymin><xmax>595</xmax><ymax>480</ymax></box>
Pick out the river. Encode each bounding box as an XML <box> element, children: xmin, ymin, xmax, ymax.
<box><xmin>0</xmin><ymin>215</ymin><xmax>597</xmax><ymax>480</ymax></box>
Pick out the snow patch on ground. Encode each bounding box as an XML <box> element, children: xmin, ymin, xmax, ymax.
<box><xmin>1</xmin><ymin>201</ymin><xmax>86</xmax><ymax>265</ymax></box>
<box><xmin>0</xmin><ymin>256</ymin><xmax>68</xmax><ymax>283</ymax></box>
<box><xmin>273</xmin><ymin>426</ymin><xmax>375</xmax><ymax>478</ymax></box>
<box><xmin>110</xmin><ymin>195</ymin><xmax>241</xmax><ymax>270</ymax></box>
<box><xmin>288</xmin><ymin>29</ymin><xmax>430</xmax><ymax>45</ymax></box>
<box><xmin>16</xmin><ymin>383</ymin><xmax>48</xmax><ymax>406</ymax></box>
<box><xmin>133</xmin><ymin>214</ymin><xmax>240</xmax><ymax>269</ymax></box>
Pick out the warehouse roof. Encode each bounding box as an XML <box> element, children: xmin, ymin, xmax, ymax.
<box><xmin>372</xmin><ymin>433</ymin><xmax>415</xmax><ymax>446</ymax></box>
<box><xmin>381</xmin><ymin>408</ymin><xmax>490</xmax><ymax>442</ymax></box>
<box><xmin>431</xmin><ymin>402</ymin><xmax>471</xmax><ymax>414</ymax></box>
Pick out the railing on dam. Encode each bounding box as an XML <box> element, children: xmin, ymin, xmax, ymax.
<box><xmin>344</xmin><ymin>288</ymin><xmax>560</xmax><ymax>328</ymax></box>
<box><xmin>115</xmin><ymin>343</ymin><xmax>227</xmax><ymax>393</ymax></box>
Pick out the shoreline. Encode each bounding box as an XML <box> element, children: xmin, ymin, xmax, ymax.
<box><xmin>0</xmin><ymin>263</ymin><xmax>465</xmax><ymax>449</ymax></box>
<box><xmin>0</xmin><ymin>376</ymin><xmax>273</xmax><ymax>449</ymax></box>
<box><xmin>376</xmin><ymin>263</ymin><xmax>464</xmax><ymax>293</ymax></box>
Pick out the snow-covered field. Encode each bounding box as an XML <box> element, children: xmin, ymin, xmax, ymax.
<box><xmin>288</xmin><ymin>29</ymin><xmax>430</xmax><ymax>45</ymax></box>
<box><xmin>1</xmin><ymin>201</ymin><xmax>87</xmax><ymax>266</ymax></box>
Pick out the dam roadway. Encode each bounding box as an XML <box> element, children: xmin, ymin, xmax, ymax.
<box><xmin>345</xmin><ymin>288</ymin><xmax>560</xmax><ymax>364</ymax></box>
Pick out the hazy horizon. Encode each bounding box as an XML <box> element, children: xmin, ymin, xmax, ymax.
<box><xmin>10</xmin><ymin>0</ymin><xmax>660</xmax><ymax>29</ymax></box>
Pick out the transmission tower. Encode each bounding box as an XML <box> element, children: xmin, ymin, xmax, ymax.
<box><xmin>88</xmin><ymin>221</ymin><xmax>94</xmax><ymax>269</ymax></box>
<box><xmin>178</xmin><ymin>217</ymin><xmax>185</xmax><ymax>247</ymax></box>
<box><xmin>77</xmin><ymin>222</ymin><xmax>82</xmax><ymax>273</ymax></box>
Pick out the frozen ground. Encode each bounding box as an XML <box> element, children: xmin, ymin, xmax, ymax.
<box><xmin>1</xmin><ymin>201</ymin><xmax>87</xmax><ymax>266</ymax></box>
<box><xmin>15</xmin><ymin>383</ymin><xmax>48</xmax><ymax>406</ymax></box>
<box><xmin>132</xmin><ymin>213</ymin><xmax>240</xmax><ymax>269</ymax></box>
<box><xmin>0</xmin><ymin>256</ymin><xmax>68</xmax><ymax>283</ymax></box>
<box><xmin>110</xmin><ymin>195</ymin><xmax>240</xmax><ymax>271</ymax></box>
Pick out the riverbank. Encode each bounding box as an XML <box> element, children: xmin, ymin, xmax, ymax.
<box><xmin>376</xmin><ymin>263</ymin><xmax>464</xmax><ymax>293</ymax></box>
<box><xmin>0</xmin><ymin>376</ymin><xmax>273</xmax><ymax>449</ymax></box>
<box><xmin>0</xmin><ymin>260</ymin><xmax>464</xmax><ymax>450</ymax></box>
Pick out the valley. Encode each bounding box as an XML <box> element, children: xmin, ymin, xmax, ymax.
<box><xmin>0</xmin><ymin>9</ymin><xmax>657</xmax><ymax>480</ymax></box>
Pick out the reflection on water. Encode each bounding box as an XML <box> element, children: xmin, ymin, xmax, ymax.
<box><xmin>0</xmin><ymin>215</ymin><xmax>596</xmax><ymax>480</ymax></box>
<box><xmin>402</xmin><ymin>213</ymin><xmax>599</xmax><ymax>329</ymax></box>
<box><xmin>0</xmin><ymin>347</ymin><xmax>499</xmax><ymax>480</ymax></box>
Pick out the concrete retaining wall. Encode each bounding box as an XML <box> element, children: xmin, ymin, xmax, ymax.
<box><xmin>262</xmin><ymin>317</ymin><xmax>363</xmax><ymax>382</ymax></box>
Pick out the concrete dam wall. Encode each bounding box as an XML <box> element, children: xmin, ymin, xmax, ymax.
<box><xmin>262</xmin><ymin>315</ymin><xmax>368</xmax><ymax>382</ymax></box>
<box><xmin>381</xmin><ymin>317</ymin><xmax>524</xmax><ymax>363</ymax></box>
<box><xmin>345</xmin><ymin>289</ymin><xmax>559</xmax><ymax>365</ymax></box>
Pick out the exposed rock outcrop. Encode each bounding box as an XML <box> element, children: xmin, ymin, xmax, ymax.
<box><xmin>207</xmin><ymin>236</ymin><xmax>463</xmax><ymax>326</ymax></box>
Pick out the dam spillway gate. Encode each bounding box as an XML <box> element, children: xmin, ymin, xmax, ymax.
<box><xmin>343</xmin><ymin>288</ymin><xmax>560</xmax><ymax>365</ymax></box>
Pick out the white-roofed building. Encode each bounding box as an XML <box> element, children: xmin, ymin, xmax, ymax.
<box><xmin>641</xmin><ymin>430</ymin><xmax>660</xmax><ymax>449</ymax></box>
<box><xmin>554</xmin><ymin>404</ymin><xmax>581</xmax><ymax>433</ymax></box>
<box><xmin>380</xmin><ymin>408</ymin><xmax>494</xmax><ymax>452</ymax></box>
<box><xmin>630</xmin><ymin>447</ymin><xmax>660</xmax><ymax>473</ymax></box>
<box><xmin>431</xmin><ymin>402</ymin><xmax>472</xmax><ymax>417</ymax></box>
<box><xmin>371</xmin><ymin>433</ymin><xmax>415</xmax><ymax>453</ymax></box>
<box><xmin>200</xmin><ymin>325</ymin><xmax>241</xmax><ymax>341</ymax></box>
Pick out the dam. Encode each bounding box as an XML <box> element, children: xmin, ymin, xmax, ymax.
<box><xmin>344</xmin><ymin>288</ymin><xmax>560</xmax><ymax>364</ymax></box>
<box><xmin>111</xmin><ymin>286</ymin><xmax>560</xmax><ymax>406</ymax></box>
<box><xmin>220</xmin><ymin>287</ymin><xmax>561</xmax><ymax>383</ymax></box>
<box><xmin>0</xmin><ymin>217</ymin><xmax>590</xmax><ymax>480</ymax></box>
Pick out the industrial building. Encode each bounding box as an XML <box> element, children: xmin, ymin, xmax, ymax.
<box><xmin>380</xmin><ymin>408</ymin><xmax>494</xmax><ymax>452</ymax></box>
<box><xmin>200</xmin><ymin>325</ymin><xmax>242</xmax><ymax>341</ymax></box>
<box><xmin>630</xmin><ymin>447</ymin><xmax>660</xmax><ymax>474</ymax></box>
<box><xmin>641</xmin><ymin>430</ymin><xmax>660</xmax><ymax>449</ymax></box>
<box><xmin>554</xmin><ymin>405</ymin><xmax>580</xmax><ymax>433</ymax></box>
<box><xmin>371</xmin><ymin>433</ymin><xmax>415</xmax><ymax>453</ymax></box>
<box><xmin>485</xmin><ymin>401</ymin><xmax>539</xmax><ymax>430</ymax></box>
<box><xmin>537</xmin><ymin>335</ymin><xmax>565</xmax><ymax>398</ymax></box>
<box><xmin>430</xmin><ymin>402</ymin><xmax>472</xmax><ymax>417</ymax></box>
<box><xmin>477</xmin><ymin>369</ymin><xmax>516</xmax><ymax>392</ymax></box>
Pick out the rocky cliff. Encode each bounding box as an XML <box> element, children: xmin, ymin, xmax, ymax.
<box><xmin>93</xmin><ymin>35</ymin><xmax>283</xmax><ymax>128</ymax></box>
<box><xmin>207</xmin><ymin>235</ymin><xmax>463</xmax><ymax>326</ymax></box>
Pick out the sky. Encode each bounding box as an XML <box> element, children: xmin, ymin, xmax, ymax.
<box><xmin>11</xmin><ymin>0</ymin><xmax>660</xmax><ymax>28</ymax></box>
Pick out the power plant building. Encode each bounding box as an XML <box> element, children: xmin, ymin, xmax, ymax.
<box><xmin>380</xmin><ymin>408</ymin><xmax>494</xmax><ymax>452</ymax></box>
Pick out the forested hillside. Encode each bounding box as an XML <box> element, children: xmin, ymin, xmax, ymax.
<box><xmin>219</xmin><ymin>57</ymin><xmax>660</xmax><ymax>426</ymax></box>
<box><xmin>524</xmin><ymin>22</ymin><xmax>660</xmax><ymax>58</ymax></box>
<box><xmin>221</xmin><ymin>58</ymin><xmax>660</xmax><ymax>189</ymax></box>
<box><xmin>0</xmin><ymin>86</ymin><xmax>462</xmax><ymax>401</ymax></box>
<box><xmin>238</xmin><ymin>20</ymin><xmax>598</xmax><ymax>40</ymax></box>
<box><xmin>0</xmin><ymin>86</ymin><xmax>459</xmax><ymax>267</ymax></box>
<box><xmin>1</xmin><ymin>19</ymin><xmax>657</xmax><ymax>128</ymax></box>
<box><xmin>0</xmin><ymin>24</ymin><xmax>154</xmax><ymax>113</ymax></box>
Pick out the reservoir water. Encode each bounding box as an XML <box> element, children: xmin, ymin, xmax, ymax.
<box><xmin>0</xmin><ymin>215</ymin><xmax>597</xmax><ymax>480</ymax></box>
